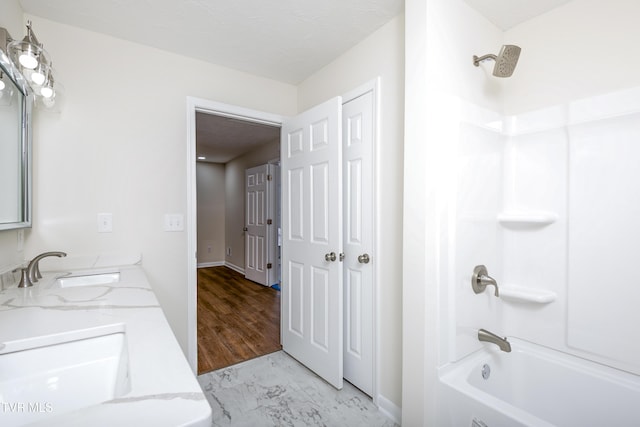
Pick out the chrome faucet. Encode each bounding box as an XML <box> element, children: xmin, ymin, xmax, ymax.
<box><xmin>472</xmin><ymin>265</ymin><xmax>499</xmax><ymax>297</ymax></box>
<box><xmin>478</xmin><ymin>328</ymin><xmax>511</xmax><ymax>352</ymax></box>
<box><xmin>18</xmin><ymin>251</ymin><xmax>67</xmax><ymax>288</ymax></box>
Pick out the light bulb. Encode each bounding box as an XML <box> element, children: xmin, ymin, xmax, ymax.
<box><xmin>40</xmin><ymin>86</ymin><xmax>54</xmax><ymax>98</ymax></box>
<box><xmin>31</xmin><ymin>71</ymin><xmax>46</xmax><ymax>85</ymax></box>
<box><xmin>19</xmin><ymin>52</ymin><xmax>38</xmax><ymax>69</ymax></box>
<box><xmin>0</xmin><ymin>80</ymin><xmax>5</xmax><ymax>91</ymax></box>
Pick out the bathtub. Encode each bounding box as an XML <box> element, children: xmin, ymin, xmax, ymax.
<box><xmin>438</xmin><ymin>338</ymin><xmax>640</xmax><ymax>427</ymax></box>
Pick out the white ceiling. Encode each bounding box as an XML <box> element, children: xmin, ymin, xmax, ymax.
<box><xmin>196</xmin><ymin>113</ymin><xmax>280</xmax><ymax>163</ymax></box>
<box><xmin>19</xmin><ymin>0</ymin><xmax>404</xmax><ymax>85</ymax></box>
<box><xmin>463</xmin><ymin>0</ymin><xmax>574</xmax><ymax>30</ymax></box>
<box><xmin>18</xmin><ymin>0</ymin><xmax>572</xmax><ymax>161</ymax></box>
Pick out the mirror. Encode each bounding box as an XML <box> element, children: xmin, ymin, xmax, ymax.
<box><xmin>0</xmin><ymin>51</ymin><xmax>32</xmax><ymax>230</ymax></box>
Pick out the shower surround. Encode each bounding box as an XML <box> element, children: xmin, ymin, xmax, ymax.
<box><xmin>402</xmin><ymin>0</ymin><xmax>640</xmax><ymax>424</ymax></box>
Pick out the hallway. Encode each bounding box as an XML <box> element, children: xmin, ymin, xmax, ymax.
<box><xmin>198</xmin><ymin>266</ymin><xmax>281</xmax><ymax>374</ymax></box>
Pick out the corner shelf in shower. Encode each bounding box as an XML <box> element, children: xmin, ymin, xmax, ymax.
<box><xmin>500</xmin><ymin>285</ymin><xmax>557</xmax><ymax>304</ymax></box>
<box><xmin>497</xmin><ymin>211</ymin><xmax>558</xmax><ymax>228</ymax></box>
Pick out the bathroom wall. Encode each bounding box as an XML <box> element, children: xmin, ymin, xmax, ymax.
<box><xmin>298</xmin><ymin>15</ymin><xmax>405</xmax><ymax>415</ymax></box>
<box><xmin>451</xmin><ymin>0</ymin><xmax>640</xmax><ymax>369</ymax></box>
<box><xmin>495</xmin><ymin>0</ymin><xmax>640</xmax><ymax>375</ymax></box>
<box><xmin>21</xmin><ymin>15</ymin><xmax>297</xmax><ymax>352</ymax></box>
<box><xmin>0</xmin><ymin>0</ymin><xmax>26</xmax><ymax>273</ymax></box>
<box><xmin>401</xmin><ymin>0</ymin><xmax>510</xmax><ymax>423</ymax></box>
<box><xmin>403</xmin><ymin>0</ymin><xmax>640</xmax><ymax>423</ymax></box>
<box><xmin>224</xmin><ymin>139</ymin><xmax>279</xmax><ymax>271</ymax></box>
<box><xmin>196</xmin><ymin>162</ymin><xmax>226</xmax><ymax>266</ymax></box>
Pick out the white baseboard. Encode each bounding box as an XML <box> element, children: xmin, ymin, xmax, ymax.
<box><xmin>197</xmin><ymin>261</ymin><xmax>225</xmax><ymax>269</ymax></box>
<box><xmin>225</xmin><ymin>262</ymin><xmax>245</xmax><ymax>275</ymax></box>
<box><xmin>377</xmin><ymin>394</ymin><xmax>402</xmax><ymax>425</ymax></box>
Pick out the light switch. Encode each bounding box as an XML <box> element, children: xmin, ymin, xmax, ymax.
<box><xmin>98</xmin><ymin>213</ymin><xmax>113</xmax><ymax>233</ymax></box>
<box><xmin>164</xmin><ymin>214</ymin><xmax>184</xmax><ymax>232</ymax></box>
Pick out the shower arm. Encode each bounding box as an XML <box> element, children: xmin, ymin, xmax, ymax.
<box><xmin>473</xmin><ymin>54</ymin><xmax>497</xmax><ymax>66</ymax></box>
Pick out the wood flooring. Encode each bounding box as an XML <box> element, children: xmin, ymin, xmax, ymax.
<box><xmin>197</xmin><ymin>266</ymin><xmax>281</xmax><ymax>374</ymax></box>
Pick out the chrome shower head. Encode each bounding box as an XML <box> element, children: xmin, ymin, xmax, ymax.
<box><xmin>473</xmin><ymin>44</ymin><xmax>521</xmax><ymax>78</ymax></box>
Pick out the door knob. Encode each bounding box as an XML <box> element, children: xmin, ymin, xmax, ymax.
<box><xmin>243</xmin><ymin>227</ymin><xmax>248</xmax><ymax>232</ymax></box>
<box><xmin>358</xmin><ymin>253</ymin><xmax>370</xmax><ymax>264</ymax></box>
<box><xmin>325</xmin><ymin>252</ymin><xmax>337</xmax><ymax>262</ymax></box>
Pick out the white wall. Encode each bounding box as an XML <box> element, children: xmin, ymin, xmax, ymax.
<box><xmin>402</xmin><ymin>0</ymin><xmax>504</xmax><ymax>424</ymax></box>
<box><xmin>404</xmin><ymin>0</ymin><xmax>640</xmax><ymax>424</ymax></box>
<box><xmin>22</xmin><ymin>15</ymin><xmax>297</xmax><ymax>352</ymax></box>
<box><xmin>224</xmin><ymin>139</ymin><xmax>279</xmax><ymax>271</ymax></box>
<box><xmin>298</xmin><ymin>14</ymin><xmax>405</xmax><ymax>415</ymax></box>
<box><xmin>196</xmin><ymin>162</ymin><xmax>226</xmax><ymax>265</ymax></box>
<box><xmin>0</xmin><ymin>0</ymin><xmax>26</xmax><ymax>273</ymax></box>
<box><xmin>503</xmin><ymin>0</ymin><xmax>640</xmax><ymax>115</ymax></box>
<box><xmin>495</xmin><ymin>0</ymin><xmax>640</xmax><ymax>375</ymax></box>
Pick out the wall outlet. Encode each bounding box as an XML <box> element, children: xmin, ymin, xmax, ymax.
<box><xmin>97</xmin><ymin>213</ymin><xmax>113</xmax><ymax>233</ymax></box>
<box><xmin>226</xmin><ymin>247</ymin><xmax>232</xmax><ymax>256</ymax></box>
<box><xmin>207</xmin><ymin>245</ymin><xmax>212</xmax><ymax>253</ymax></box>
<box><xmin>164</xmin><ymin>214</ymin><xmax>184</xmax><ymax>232</ymax></box>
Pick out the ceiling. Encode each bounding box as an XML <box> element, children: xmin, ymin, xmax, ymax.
<box><xmin>18</xmin><ymin>0</ymin><xmax>572</xmax><ymax>162</ymax></box>
<box><xmin>463</xmin><ymin>0</ymin><xmax>574</xmax><ymax>30</ymax></box>
<box><xmin>19</xmin><ymin>0</ymin><xmax>404</xmax><ymax>85</ymax></box>
<box><xmin>196</xmin><ymin>113</ymin><xmax>280</xmax><ymax>163</ymax></box>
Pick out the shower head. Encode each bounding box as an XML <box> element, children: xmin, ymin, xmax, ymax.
<box><xmin>473</xmin><ymin>44</ymin><xmax>521</xmax><ymax>78</ymax></box>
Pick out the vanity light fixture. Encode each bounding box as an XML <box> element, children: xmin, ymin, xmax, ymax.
<box><xmin>0</xmin><ymin>21</ymin><xmax>63</xmax><ymax>110</ymax></box>
<box><xmin>7</xmin><ymin>21</ymin><xmax>50</xmax><ymax>71</ymax></box>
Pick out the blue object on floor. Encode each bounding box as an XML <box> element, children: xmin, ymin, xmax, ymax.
<box><xmin>271</xmin><ymin>283</ymin><xmax>281</xmax><ymax>291</ymax></box>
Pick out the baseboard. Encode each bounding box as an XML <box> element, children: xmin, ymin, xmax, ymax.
<box><xmin>225</xmin><ymin>262</ymin><xmax>245</xmax><ymax>275</ymax></box>
<box><xmin>197</xmin><ymin>261</ymin><xmax>225</xmax><ymax>269</ymax></box>
<box><xmin>377</xmin><ymin>394</ymin><xmax>402</xmax><ymax>425</ymax></box>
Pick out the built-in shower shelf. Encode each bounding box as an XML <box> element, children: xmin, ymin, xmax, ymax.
<box><xmin>498</xmin><ymin>211</ymin><xmax>558</xmax><ymax>227</ymax></box>
<box><xmin>500</xmin><ymin>285</ymin><xmax>557</xmax><ymax>304</ymax></box>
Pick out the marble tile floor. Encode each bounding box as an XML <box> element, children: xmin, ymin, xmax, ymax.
<box><xmin>197</xmin><ymin>351</ymin><xmax>398</xmax><ymax>427</ymax></box>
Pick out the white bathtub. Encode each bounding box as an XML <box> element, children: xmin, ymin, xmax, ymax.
<box><xmin>438</xmin><ymin>338</ymin><xmax>640</xmax><ymax>427</ymax></box>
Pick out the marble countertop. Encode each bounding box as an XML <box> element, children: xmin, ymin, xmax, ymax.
<box><xmin>0</xmin><ymin>265</ymin><xmax>212</xmax><ymax>426</ymax></box>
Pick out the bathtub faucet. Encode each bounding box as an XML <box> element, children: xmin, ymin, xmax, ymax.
<box><xmin>472</xmin><ymin>265</ymin><xmax>499</xmax><ymax>297</ymax></box>
<box><xmin>478</xmin><ymin>328</ymin><xmax>511</xmax><ymax>352</ymax></box>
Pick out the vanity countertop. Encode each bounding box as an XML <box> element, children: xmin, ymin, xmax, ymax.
<box><xmin>0</xmin><ymin>265</ymin><xmax>212</xmax><ymax>426</ymax></box>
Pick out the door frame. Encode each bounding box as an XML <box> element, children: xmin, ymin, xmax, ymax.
<box><xmin>186</xmin><ymin>79</ymin><xmax>380</xmax><ymax>403</ymax></box>
<box><xmin>186</xmin><ymin>97</ymin><xmax>284</xmax><ymax>371</ymax></box>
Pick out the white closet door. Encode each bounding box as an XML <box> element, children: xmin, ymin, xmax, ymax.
<box><xmin>343</xmin><ymin>91</ymin><xmax>374</xmax><ymax>396</ymax></box>
<box><xmin>281</xmin><ymin>96</ymin><xmax>344</xmax><ymax>389</ymax></box>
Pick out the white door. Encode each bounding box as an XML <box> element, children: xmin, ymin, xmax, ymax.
<box><xmin>281</xmin><ymin>97</ymin><xmax>344</xmax><ymax>389</ymax></box>
<box><xmin>245</xmin><ymin>164</ymin><xmax>269</xmax><ymax>285</ymax></box>
<box><xmin>342</xmin><ymin>91</ymin><xmax>374</xmax><ymax>395</ymax></box>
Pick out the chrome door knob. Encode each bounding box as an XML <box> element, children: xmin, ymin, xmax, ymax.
<box><xmin>358</xmin><ymin>253</ymin><xmax>370</xmax><ymax>264</ymax></box>
<box><xmin>325</xmin><ymin>252</ymin><xmax>337</xmax><ymax>262</ymax></box>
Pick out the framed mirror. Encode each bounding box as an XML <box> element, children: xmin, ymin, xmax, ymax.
<box><xmin>0</xmin><ymin>50</ymin><xmax>32</xmax><ymax>230</ymax></box>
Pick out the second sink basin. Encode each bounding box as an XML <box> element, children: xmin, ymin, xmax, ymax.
<box><xmin>0</xmin><ymin>324</ymin><xmax>130</xmax><ymax>426</ymax></box>
<box><xmin>55</xmin><ymin>271</ymin><xmax>120</xmax><ymax>288</ymax></box>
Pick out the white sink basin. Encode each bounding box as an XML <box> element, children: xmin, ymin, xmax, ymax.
<box><xmin>55</xmin><ymin>271</ymin><xmax>120</xmax><ymax>288</ymax></box>
<box><xmin>0</xmin><ymin>324</ymin><xmax>130</xmax><ymax>426</ymax></box>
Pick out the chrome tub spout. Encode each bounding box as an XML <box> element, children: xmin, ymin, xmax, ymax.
<box><xmin>478</xmin><ymin>328</ymin><xmax>511</xmax><ymax>352</ymax></box>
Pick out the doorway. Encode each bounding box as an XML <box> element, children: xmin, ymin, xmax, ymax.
<box><xmin>189</xmin><ymin>100</ymin><xmax>284</xmax><ymax>373</ymax></box>
<box><xmin>187</xmin><ymin>82</ymin><xmax>379</xmax><ymax>398</ymax></box>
